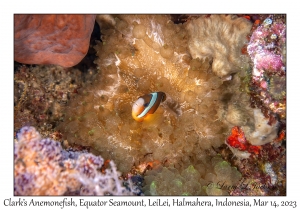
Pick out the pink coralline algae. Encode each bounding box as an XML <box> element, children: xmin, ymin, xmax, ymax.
<box><xmin>254</xmin><ymin>50</ymin><xmax>283</xmax><ymax>72</ymax></box>
<box><xmin>247</xmin><ymin>17</ymin><xmax>286</xmax><ymax>76</ymax></box>
<box><xmin>14</xmin><ymin>126</ymin><xmax>138</xmax><ymax>195</ymax></box>
<box><xmin>247</xmin><ymin>16</ymin><xmax>286</xmax><ymax>122</ymax></box>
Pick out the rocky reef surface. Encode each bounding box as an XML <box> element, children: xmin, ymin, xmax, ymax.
<box><xmin>14</xmin><ymin>14</ymin><xmax>286</xmax><ymax>196</ymax></box>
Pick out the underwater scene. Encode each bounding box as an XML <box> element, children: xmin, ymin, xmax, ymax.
<box><xmin>14</xmin><ymin>14</ymin><xmax>286</xmax><ymax>196</ymax></box>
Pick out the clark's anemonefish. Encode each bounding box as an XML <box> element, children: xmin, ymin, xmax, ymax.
<box><xmin>132</xmin><ymin>92</ymin><xmax>166</xmax><ymax>122</ymax></box>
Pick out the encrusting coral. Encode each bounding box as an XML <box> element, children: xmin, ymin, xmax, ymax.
<box><xmin>186</xmin><ymin>15</ymin><xmax>252</xmax><ymax>78</ymax></box>
<box><xmin>14</xmin><ymin>126</ymin><xmax>138</xmax><ymax>195</ymax></box>
<box><xmin>247</xmin><ymin>15</ymin><xmax>286</xmax><ymax>122</ymax></box>
<box><xmin>14</xmin><ymin>15</ymin><xmax>96</xmax><ymax>67</ymax></box>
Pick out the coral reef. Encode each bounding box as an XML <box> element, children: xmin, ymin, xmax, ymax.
<box><xmin>14</xmin><ymin>15</ymin><xmax>96</xmax><ymax>67</ymax></box>
<box><xmin>14</xmin><ymin>64</ymin><xmax>97</xmax><ymax>137</ymax></box>
<box><xmin>186</xmin><ymin>15</ymin><xmax>252</xmax><ymax>78</ymax></box>
<box><xmin>227</xmin><ymin>142</ymin><xmax>286</xmax><ymax>196</ymax></box>
<box><xmin>14</xmin><ymin>126</ymin><xmax>138</xmax><ymax>195</ymax></box>
<box><xmin>14</xmin><ymin>14</ymin><xmax>286</xmax><ymax>196</ymax></box>
<box><xmin>247</xmin><ymin>15</ymin><xmax>286</xmax><ymax>122</ymax></box>
<box><xmin>225</xmin><ymin>107</ymin><xmax>279</xmax><ymax>149</ymax></box>
<box><xmin>226</xmin><ymin>16</ymin><xmax>287</xmax><ymax>195</ymax></box>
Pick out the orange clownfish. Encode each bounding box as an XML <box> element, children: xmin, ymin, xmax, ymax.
<box><xmin>132</xmin><ymin>92</ymin><xmax>166</xmax><ymax>122</ymax></box>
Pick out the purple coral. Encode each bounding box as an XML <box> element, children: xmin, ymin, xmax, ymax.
<box><xmin>254</xmin><ymin>50</ymin><xmax>283</xmax><ymax>72</ymax></box>
<box><xmin>247</xmin><ymin>17</ymin><xmax>286</xmax><ymax>77</ymax></box>
<box><xmin>14</xmin><ymin>126</ymin><xmax>138</xmax><ymax>195</ymax></box>
<box><xmin>246</xmin><ymin>16</ymin><xmax>286</xmax><ymax>122</ymax></box>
